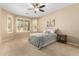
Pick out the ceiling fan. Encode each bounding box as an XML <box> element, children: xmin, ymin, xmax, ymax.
<box><xmin>27</xmin><ymin>3</ymin><xmax>45</xmax><ymax>13</ymax></box>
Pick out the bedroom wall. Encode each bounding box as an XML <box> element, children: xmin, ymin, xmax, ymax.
<box><xmin>38</xmin><ymin>4</ymin><xmax>79</xmax><ymax>45</ymax></box>
<box><xmin>0</xmin><ymin>8</ymin><xmax>31</xmax><ymax>43</ymax></box>
<box><xmin>0</xmin><ymin>8</ymin><xmax>2</xmax><ymax>43</ymax></box>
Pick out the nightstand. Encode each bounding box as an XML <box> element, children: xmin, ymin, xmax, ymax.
<box><xmin>57</xmin><ymin>34</ymin><xmax>67</xmax><ymax>44</ymax></box>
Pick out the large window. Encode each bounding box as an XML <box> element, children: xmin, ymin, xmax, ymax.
<box><xmin>7</xmin><ymin>14</ymin><xmax>13</xmax><ymax>33</ymax></box>
<box><xmin>16</xmin><ymin>18</ymin><xmax>30</xmax><ymax>32</ymax></box>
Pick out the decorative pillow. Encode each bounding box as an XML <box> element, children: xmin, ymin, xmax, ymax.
<box><xmin>43</xmin><ymin>29</ymin><xmax>54</xmax><ymax>33</ymax></box>
<box><xmin>43</xmin><ymin>27</ymin><xmax>57</xmax><ymax>33</ymax></box>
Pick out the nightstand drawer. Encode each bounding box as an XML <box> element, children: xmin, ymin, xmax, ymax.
<box><xmin>57</xmin><ymin>34</ymin><xmax>67</xmax><ymax>44</ymax></box>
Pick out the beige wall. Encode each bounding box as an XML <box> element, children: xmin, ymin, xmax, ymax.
<box><xmin>0</xmin><ymin>8</ymin><xmax>2</xmax><ymax>43</ymax></box>
<box><xmin>38</xmin><ymin>4</ymin><xmax>79</xmax><ymax>44</ymax></box>
<box><xmin>0</xmin><ymin>8</ymin><xmax>31</xmax><ymax>43</ymax></box>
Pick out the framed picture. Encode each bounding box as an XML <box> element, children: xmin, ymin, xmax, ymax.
<box><xmin>7</xmin><ymin>14</ymin><xmax>13</xmax><ymax>33</ymax></box>
<box><xmin>47</xmin><ymin>19</ymin><xmax>55</xmax><ymax>28</ymax></box>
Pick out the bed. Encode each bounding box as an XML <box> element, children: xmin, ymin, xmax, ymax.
<box><xmin>29</xmin><ymin>27</ymin><xmax>57</xmax><ymax>49</ymax></box>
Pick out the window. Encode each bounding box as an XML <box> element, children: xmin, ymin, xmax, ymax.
<box><xmin>31</xmin><ymin>19</ymin><xmax>37</xmax><ymax>32</ymax></box>
<box><xmin>7</xmin><ymin>14</ymin><xmax>13</xmax><ymax>33</ymax></box>
<box><xmin>16</xmin><ymin>18</ymin><xmax>30</xmax><ymax>32</ymax></box>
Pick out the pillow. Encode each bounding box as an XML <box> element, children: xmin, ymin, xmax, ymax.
<box><xmin>43</xmin><ymin>27</ymin><xmax>57</xmax><ymax>33</ymax></box>
<box><xmin>43</xmin><ymin>29</ymin><xmax>54</xmax><ymax>33</ymax></box>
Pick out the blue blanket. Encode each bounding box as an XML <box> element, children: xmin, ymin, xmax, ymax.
<box><xmin>29</xmin><ymin>33</ymin><xmax>56</xmax><ymax>49</ymax></box>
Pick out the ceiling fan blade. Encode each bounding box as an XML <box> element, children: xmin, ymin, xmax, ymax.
<box><xmin>36</xmin><ymin>3</ymin><xmax>39</xmax><ymax>6</ymax></box>
<box><xmin>32</xmin><ymin>3</ymin><xmax>36</xmax><ymax>7</ymax></box>
<box><xmin>28</xmin><ymin>8</ymin><xmax>32</xmax><ymax>10</ymax></box>
<box><xmin>25</xmin><ymin>13</ymin><xmax>29</xmax><ymax>14</ymax></box>
<box><xmin>39</xmin><ymin>5</ymin><xmax>45</xmax><ymax>8</ymax></box>
<box><xmin>39</xmin><ymin>9</ymin><xmax>45</xmax><ymax>12</ymax></box>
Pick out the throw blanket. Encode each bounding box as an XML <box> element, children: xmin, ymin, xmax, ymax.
<box><xmin>29</xmin><ymin>33</ymin><xmax>56</xmax><ymax>49</ymax></box>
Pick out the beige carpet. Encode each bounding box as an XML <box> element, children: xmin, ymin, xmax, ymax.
<box><xmin>0</xmin><ymin>37</ymin><xmax>79</xmax><ymax>56</ymax></box>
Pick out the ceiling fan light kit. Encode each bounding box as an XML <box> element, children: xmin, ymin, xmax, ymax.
<box><xmin>27</xmin><ymin>3</ymin><xmax>45</xmax><ymax>13</ymax></box>
<box><xmin>34</xmin><ymin>8</ymin><xmax>39</xmax><ymax>11</ymax></box>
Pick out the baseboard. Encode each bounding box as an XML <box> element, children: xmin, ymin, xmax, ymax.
<box><xmin>67</xmin><ymin>42</ymin><xmax>79</xmax><ymax>47</ymax></box>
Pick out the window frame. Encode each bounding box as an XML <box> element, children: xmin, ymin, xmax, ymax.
<box><xmin>16</xmin><ymin>17</ymin><xmax>30</xmax><ymax>33</ymax></box>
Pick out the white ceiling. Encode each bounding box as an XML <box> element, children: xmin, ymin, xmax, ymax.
<box><xmin>0</xmin><ymin>3</ymin><xmax>74</xmax><ymax>18</ymax></box>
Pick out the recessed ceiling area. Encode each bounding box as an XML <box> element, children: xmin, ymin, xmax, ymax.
<box><xmin>0</xmin><ymin>3</ymin><xmax>74</xmax><ymax>18</ymax></box>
